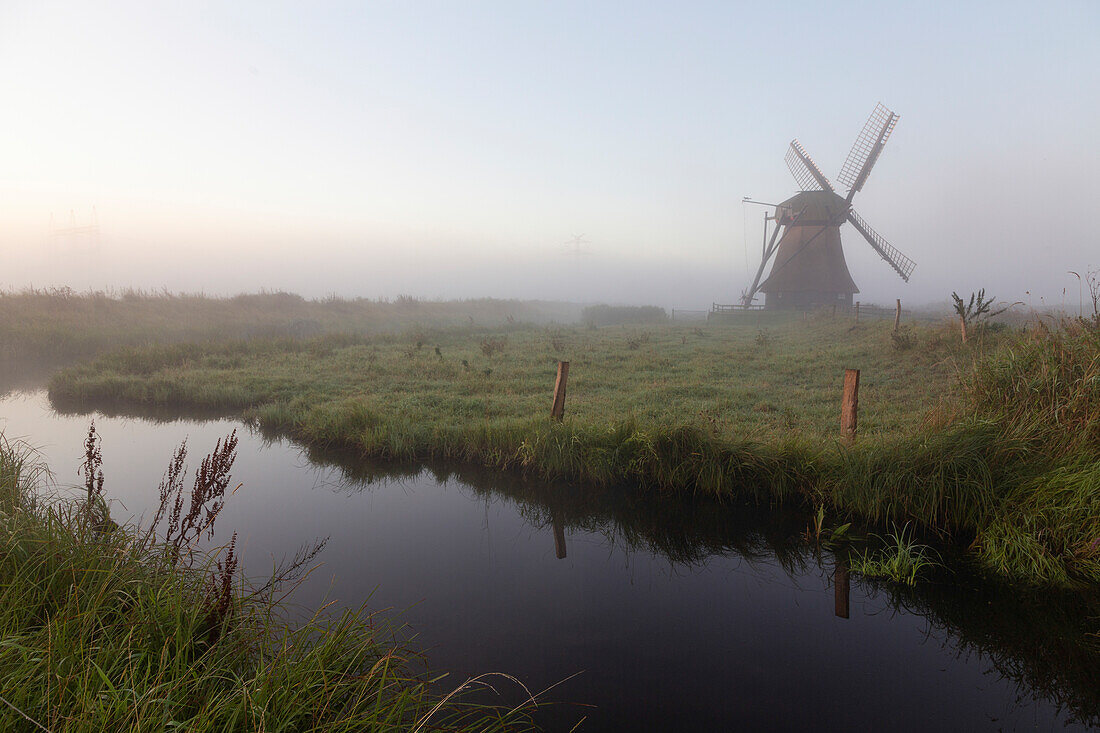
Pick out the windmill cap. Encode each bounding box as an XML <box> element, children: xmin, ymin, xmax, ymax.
<box><xmin>776</xmin><ymin>190</ymin><xmax>850</xmax><ymax>226</ymax></box>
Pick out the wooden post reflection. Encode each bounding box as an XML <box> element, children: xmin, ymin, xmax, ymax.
<box><xmin>552</xmin><ymin>514</ymin><xmax>567</xmax><ymax>559</ymax></box>
<box><xmin>834</xmin><ymin>561</ymin><xmax>850</xmax><ymax>619</ymax></box>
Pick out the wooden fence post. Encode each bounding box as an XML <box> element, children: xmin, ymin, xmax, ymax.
<box><xmin>841</xmin><ymin>368</ymin><xmax>860</xmax><ymax>440</ymax></box>
<box><xmin>551</xmin><ymin>361</ymin><xmax>569</xmax><ymax>421</ymax></box>
<box><xmin>894</xmin><ymin>299</ymin><xmax>902</xmax><ymax>332</ymax></box>
<box><xmin>854</xmin><ymin>301</ymin><xmax>860</xmax><ymax>323</ymax></box>
<box><xmin>835</xmin><ymin>562</ymin><xmax>850</xmax><ymax>619</ymax></box>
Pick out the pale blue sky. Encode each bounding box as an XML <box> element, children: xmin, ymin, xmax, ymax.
<box><xmin>1</xmin><ymin>1</ymin><xmax>1097</xmax><ymax>307</ymax></box>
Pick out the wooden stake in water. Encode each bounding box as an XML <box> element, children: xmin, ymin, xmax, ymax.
<box><xmin>841</xmin><ymin>368</ymin><xmax>860</xmax><ymax>441</ymax></box>
<box><xmin>894</xmin><ymin>298</ymin><xmax>902</xmax><ymax>332</ymax></box>
<box><xmin>553</xmin><ymin>514</ymin><xmax>567</xmax><ymax>559</ymax></box>
<box><xmin>835</xmin><ymin>562</ymin><xmax>850</xmax><ymax>619</ymax></box>
<box><xmin>551</xmin><ymin>361</ymin><xmax>569</xmax><ymax>421</ymax></box>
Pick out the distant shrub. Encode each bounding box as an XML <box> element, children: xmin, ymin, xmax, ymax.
<box><xmin>547</xmin><ymin>329</ymin><xmax>566</xmax><ymax>352</ymax></box>
<box><xmin>890</xmin><ymin>325</ymin><xmax>915</xmax><ymax>351</ymax></box>
<box><xmin>582</xmin><ymin>304</ymin><xmax>667</xmax><ymax>327</ymax></box>
<box><xmin>480</xmin><ymin>337</ymin><xmax>507</xmax><ymax>358</ymax></box>
<box><xmin>230</xmin><ymin>291</ymin><xmax>305</xmax><ymax>309</ymax></box>
<box><xmin>754</xmin><ymin>328</ymin><xmax>773</xmax><ymax>355</ymax></box>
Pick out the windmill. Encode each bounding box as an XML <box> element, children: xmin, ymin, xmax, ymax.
<box><xmin>741</xmin><ymin>103</ymin><xmax>915</xmax><ymax>310</ymax></box>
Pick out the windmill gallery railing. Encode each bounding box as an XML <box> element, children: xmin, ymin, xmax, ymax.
<box><xmin>711</xmin><ymin>303</ymin><xmax>764</xmax><ymax>313</ymax></box>
<box><xmin>708</xmin><ymin>301</ymin><xmax>911</xmax><ymax>322</ymax></box>
<box><xmin>669</xmin><ymin>309</ymin><xmax>710</xmax><ymax>322</ymax></box>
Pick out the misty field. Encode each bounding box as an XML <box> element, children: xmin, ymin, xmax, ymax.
<box><xmin>0</xmin><ymin>288</ymin><xmax>581</xmax><ymax>371</ymax></box>
<box><xmin>48</xmin><ymin>317</ymin><xmax>962</xmax><ymax>441</ymax></box>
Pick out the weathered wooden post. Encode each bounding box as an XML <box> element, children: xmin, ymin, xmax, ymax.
<box><xmin>834</xmin><ymin>562</ymin><xmax>850</xmax><ymax>619</ymax></box>
<box><xmin>894</xmin><ymin>299</ymin><xmax>902</xmax><ymax>332</ymax></box>
<box><xmin>854</xmin><ymin>301</ymin><xmax>860</xmax><ymax>323</ymax></box>
<box><xmin>553</xmin><ymin>515</ymin><xmax>567</xmax><ymax>559</ymax></box>
<box><xmin>831</xmin><ymin>303</ymin><xmax>837</xmax><ymax>318</ymax></box>
<box><xmin>550</xmin><ymin>361</ymin><xmax>569</xmax><ymax>421</ymax></box>
<box><xmin>841</xmin><ymin>368</ymin><xmax>860</xmax><ymax>441</ymax></box>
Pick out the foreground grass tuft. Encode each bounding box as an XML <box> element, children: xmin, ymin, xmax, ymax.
<box><xmin>850</xmin><ymin>524</ymin><xmax>940</xmax><ymax>585</ymax></box>
<box><xmin>0</xmin><ymin>434</ymin><xmax>534</xmax><ymax>732</ymax></box>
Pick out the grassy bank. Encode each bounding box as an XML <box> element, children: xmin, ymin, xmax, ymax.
<box><xmin>45</xmin><ymin>311</ymin><xmax>1100</xmax><ymax>584</ymax></box>
<box><xmin>0</xmin><ymin>435</ymin><xmax>535</xmax><ymax>732</ymax></box>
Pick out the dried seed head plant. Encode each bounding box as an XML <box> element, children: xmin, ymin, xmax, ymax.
<box><xmin>79</xmin><ymin>422</ymin><xmax>104</xmax><ymax>506</ymax></box>
<box><xmin>148</xmin><ymin>429</ymin><xmax>240</xmax><ymax>563</ymax></box>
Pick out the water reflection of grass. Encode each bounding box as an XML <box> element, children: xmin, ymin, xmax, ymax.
<box><xmin>864</xmin><ymin>576</ymin><xmax>1100</xmax><ymax>727</ymax></box>
<box><xmin>288</xmin><ymin>441</ymin><xmax>1100</xmax><ymax>727</ymax></box>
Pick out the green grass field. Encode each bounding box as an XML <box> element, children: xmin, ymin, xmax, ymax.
<box><xmin>48</xmin><ymin>317</ymin><xmax>963</xmax><ymax>441</ymax></box>
<box><xmin>11</xmin><ymin>289</ymin><xmax>1097</xmax><ymax>587</ymax></box>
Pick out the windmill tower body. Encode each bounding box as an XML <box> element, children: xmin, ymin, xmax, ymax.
<box><xmin>741</xmin><ymin>104</ymin><xmax>915</xmax><ymax>310</ymax></box>
<box><xmin>758</xmin><ymin>191</ymin><xmax>857</xmax><ymax>309</ymax></box>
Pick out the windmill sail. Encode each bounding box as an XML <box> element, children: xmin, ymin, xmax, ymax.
<box><xmin>837</xmin><ymin>103</ymin><xmax>899</xmax><ymax>199</ymax></box>
<box><xmin>847</xmin><ymin>209</ymin><xmax>915</xmax><ymax>282</ymax></box>
<box><xmin>785</xmin><ymin>141</ymin><xmax>834</xmax><ymax>192</ymax></box>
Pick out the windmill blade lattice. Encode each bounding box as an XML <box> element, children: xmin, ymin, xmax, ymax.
<box><xmin>847</xmin><ymin>209</ymin><xmax>915</xmax><ymax>281</ymax></box>
<box><xmin>837</xmin><ymin>103</ymin><xmax>899</xmax><ymax>197</ymax></box>
<box><xmin>785</xmin><ymin>140</ymin><xmax>834</xmax><ymax>192</ymax></box>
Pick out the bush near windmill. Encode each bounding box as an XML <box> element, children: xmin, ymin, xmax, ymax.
<box><xmin>952</xmin><ymin>289</ymin><xmax>1014</xmax><ymax>343</ymax></box>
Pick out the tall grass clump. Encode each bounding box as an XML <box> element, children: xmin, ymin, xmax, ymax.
<box><xmin>827</xmin><ymin>314</ymin><xmax>1100</xmax><ymax>586</ymax></box>
<box><xmin>0</xmin><ymin>431</ymin><xmax>535</xmax><ymax>732</ymax></box>
<box><xmin>850</xmin><ymin>524</ymin><xmax>940</xmax><ymax>586</ymax></box>
<box><xmin>957</xmin><ymin>316</ymin><xmax>1100</xmax><ymax>584</ymax></box>
<box><xmin>964</xmin><ymin>318</ymin><xmax>1100</xmax><ymax>455</ymax></box>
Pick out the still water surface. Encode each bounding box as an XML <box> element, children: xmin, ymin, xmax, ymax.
<box><xmin>1</xmin><ymin>389</ymin><xmax>1097</xmax><ymax>731</ymax></box>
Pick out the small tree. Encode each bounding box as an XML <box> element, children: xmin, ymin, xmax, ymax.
<box><xmin>1068</xmin><ymin>269</ymin><xmax>1100</xmax><ymax>329</ymax></box>
<box><xmin>951</xmin><ymin>289</ymin><xmax>1011</xmax><ymax>343</ymax></box>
